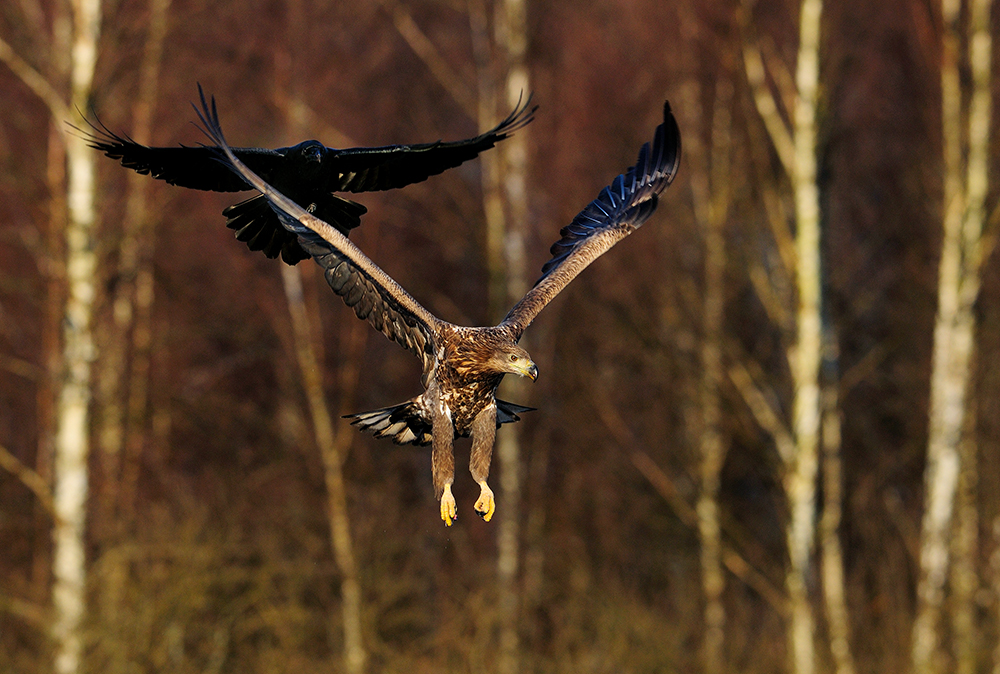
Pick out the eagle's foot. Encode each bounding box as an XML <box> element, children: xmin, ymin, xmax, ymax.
<box><xmin>474</xmin><ymin>481</ymin><xmax>495</xmax><ymax>522</ymax></box>
<box><xmin>440</xmin><ymin>483</ymin><xmax>457</xmax><ymax>526</ymax></box>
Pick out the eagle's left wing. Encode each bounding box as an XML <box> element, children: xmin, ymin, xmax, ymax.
<box><xmin>195</xmin><ymin>91</ymin><xmax>445</xmax><ymax>373</ymax></box>
<box><xmin>500</xmin><ymin>101</ymin><xmax>681</xmax><ymax>340</ymax></box>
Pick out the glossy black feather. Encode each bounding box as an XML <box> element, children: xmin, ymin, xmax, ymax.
<box><xmin>539</xmin><ymin>101</ymin><xmax>680</xmax><ymax>278</ymax></box>
<box><xmin>85</xmin><ymin>86</ymin><xmax>536</xmax><ymax>264</ymax></box>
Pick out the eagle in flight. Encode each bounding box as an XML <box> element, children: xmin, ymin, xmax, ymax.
<box><xmin>194</xmin><ymin>91</ymin><xmax>680</xmax><ymax>526</ymax></box>
<box><xmin>84</xmin><ymin>88</ymin><xmax>534</xmax><ymax>264</ymax></box>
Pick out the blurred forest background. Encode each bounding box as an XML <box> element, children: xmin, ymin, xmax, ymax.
<box><xmin>2</xmin><ymin>0</ymin><xmax>1000</xmax><ymax>672</ymax></box>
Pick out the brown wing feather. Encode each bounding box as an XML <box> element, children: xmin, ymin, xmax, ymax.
<box><xmin>501</xmin><ymin>101</ymin><xmax>681</xmax><ymax>339</ymax></box>
<box><xmin>195</xmin><ymin>91</ymin><xmax>444</xmax><ymax>372</ymax></box>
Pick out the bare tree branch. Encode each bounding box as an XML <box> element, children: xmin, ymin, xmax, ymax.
<box><xmin>0</xmin><ymin>35</ymin><xmax>70</xmax><ymax>126</ymax></box>
<box><xmin>727</xmin><ymin>359</ymin><xmax>795</xmax><ymax>464</ymax></box>
<box><xmin>380</xmin><ymin>0</ymin><xmax>477</xmax><ymax>119</ymax></box>
<box><xmin>740</xmin><ymin>15</ymin><xmax>795</xmax><ymax>177</ymax></box>
<box><xmin>0</xmin><ymin>443</ymin><xmax>56</xmax><ymax>518</ymax></box>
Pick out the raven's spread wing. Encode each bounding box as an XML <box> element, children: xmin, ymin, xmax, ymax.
<box><xmin>85</xmin><ymin>97</ymin><xmax>534</xmax><ymax>194</ymax></box>
<box><xmin>85</xmin><ymin>90</ymin><xmax>533</xmax><ymax>265</ymax></box>
<box><xmin>328</xmin><ymin>95</ymin><xmax>535</xmax><ymax>193</ymax></box>
<box><xmin>82</xmin><ymin>119</ymin><xmax>286</xmax><ymax>192</ymax></box>
<box><xmin>195</xmin><ymin>91</ymin><xmax>444</xmax><ymax>374</ymax></box>
<box><xmin>500</xmin><ymin>101</ymin><xmax>681</xmax><ymax>340</ymax></box>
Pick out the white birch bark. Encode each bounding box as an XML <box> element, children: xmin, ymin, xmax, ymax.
<box><xmin>742</xmin><ymin>0</ymin><xmax>824</xmax><ymax>670</ymax></box>
<box><xmin>913</xmin><ymin>0</ymin><xmax>990</xmax><ymax>669</ymax></box>
<box><xmin>785</xmin><ymin>3</ymin><xmax>823</xmax><ymax>674</ymax></box>
<box><xmin>687</xmin><ymin>79</ymin><xmax>733</xmax><ymax>674</ymax></box>
<box><xmin>51</xmin><ymin>0</ymin><xmax>101</xmax><ymax>671</ymax></box>
<box><xmin>495</xmin><ymin>2</ymin><xmax>530</xmax><ymax>671</ymax></box>
<box><xmin>95</xmin><ymin>0</ymin><xmax>170</xmax><ymax>531</ymax></box>
<box><xmin>820</xmin><ymin>337</ymin><xmax>856</xmax><ymax>674</ymax></box>
<box><xmin>276</xmin><ymin>19</ymin><xmax>367</xmax><ymax>668</ymax></box>
<box><xmin>281</xmin><ymin>265</ymin><xmax>367</xmax><ymax>674</ymax></box>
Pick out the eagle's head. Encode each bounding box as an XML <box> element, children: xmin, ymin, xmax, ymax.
<box><xmin>489</xmin><ymin>344</ymin><xmax>538</xmax><ymax>382</ymax></box>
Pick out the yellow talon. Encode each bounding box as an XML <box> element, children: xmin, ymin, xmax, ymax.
<box><xmin>474</xmin><ymin>481</ymin><xmax>495</xmax><ymax>522</ymax></box>
<box><xmin>440</xmin><ymin>484</ymin><xmax>457</xmax><ymax>526</ymax></box>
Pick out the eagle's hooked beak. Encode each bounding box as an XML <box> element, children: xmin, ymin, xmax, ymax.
<box><xmin>525</xmin><ymin>361</ymin><xmax>538</xmax><ymax>382</ymax></box>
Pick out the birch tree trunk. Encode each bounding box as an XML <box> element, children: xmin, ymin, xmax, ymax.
<box><xmin>51</xmin><ymin>0</ymin><xmax>102</xmax><ymax>671</ymax></box>
<box><xmin>912</xmin><ymin>0</ymin><xmax>990</xmax><ymax>669</ymax></box>
<box><xmin>785</xmin><ymin>3</ymin><xmax>823</xmax><ymax>673</ymax></box>
<box><xmin>687</xmin><ymin>79</ymin><xmax>732</xmax><ymax>674</ymax></box>
<box><xmin>281</xmin><ymin>265</ymin><xmax>367</xmax><ymax>674</ymax></box>
<box><xmin>95</xmin><ymin>0</ymin><xmax>170</xmax><ymax>535</ymax></box>
<box><xmin>820</xmin><ymin>335</ymin><xmax>855</xmax><ymax>674</ymax></box>
<box><xmin>276</xmin><ymin>14</ymin><xmax>367</xmax><ymax>669</ymax></box>
<box><xmin>495</xmin><ymin>0</ymin><xmax>530</xmax><ymax>668</ymax></box>
<box><xmin>742</xmin><ymin>0</ymin><xmax>824</xmax><ymax>671</ymax></box>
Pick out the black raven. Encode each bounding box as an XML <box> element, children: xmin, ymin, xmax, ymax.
<box><xmin>86</xmin><ymin>88</ymin><xmax>535</xmax><ymax>264</ymax></box>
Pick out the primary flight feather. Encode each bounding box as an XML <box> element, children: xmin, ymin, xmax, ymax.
<box><xmin>195</xmin><ymin>89</ymin><xmax>680</xmax><ymax>525</ymax></box>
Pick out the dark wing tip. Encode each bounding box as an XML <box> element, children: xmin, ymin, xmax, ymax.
<box><xmin>536</xmin><ymin>98</ymin><xmax>680</xmax><ymax>278</ymax></box>
<box><xmin>492</xmin><ymin>91</ymin><xmax>538</xmax><ymax>138</ymax></box>
<box><xmin>67</xmin><ymin>114</ymin><xmax>138</xmax><ymax>156</ymax></box>
<box><xmin>658</xmin><ymin>99</ymin><xmax>682</xmax><ymax>188</ymax></box>
<box><xmin>192</xmin><ymin>83</ymin><xmax>227</xmax><ymax>149</ymax></box>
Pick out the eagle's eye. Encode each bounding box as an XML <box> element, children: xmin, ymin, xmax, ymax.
<box><xmin>509</xmin><ymin>354</ymin><xmax>518</xmax><ymax>362</ymax></box>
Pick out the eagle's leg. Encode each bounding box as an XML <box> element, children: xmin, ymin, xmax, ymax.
<box><xmin>432</xmin><ymin>404</ymin><xmax>457</xmax><ymax>526</ymax></box>
<box><xmin>470</xmin><ymin>404</ymin><xmax>498</xmax><ymax>522</ymax></box>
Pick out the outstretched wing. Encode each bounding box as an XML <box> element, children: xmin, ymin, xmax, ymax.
<box><xmin>195</xmin><ymin>91</ymin><xmax>445</xmax><ymax>373</ymax></box>
<box><xmin>330</xmin><ymin>95</ymin><xmax>536</xmax><ymax>193</ymax></box>
<box><xmin>500</xmin><ymin>101</ymin><xmax>681</xmax><ymax>340</ymax></box>
<box><xmin>81</xmin><ymin>118</ymin><xmax>287</xmax><ymax>193</ymax></box>
<box><xmin>83</xmin><ymin>95</ymin><xmax>533</xmax><ymax>196</ymax></box>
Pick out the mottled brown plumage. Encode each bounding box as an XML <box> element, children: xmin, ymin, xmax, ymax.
<box><xmin>196</xmin><ymin>90</ymin><xmax>680</xmax><ymax>525</ymax></box>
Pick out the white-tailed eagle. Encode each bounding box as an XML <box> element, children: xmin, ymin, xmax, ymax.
<box><xmin>195</xmin><ymin>91</ymin><xmax>680</xmax><ymax>525</ymax></box>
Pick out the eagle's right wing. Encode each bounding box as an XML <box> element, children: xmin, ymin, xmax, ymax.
<box><xmin>195</xmin><ymin>91</ymin><xmax>444</xmax><ymax>371</ymax></box>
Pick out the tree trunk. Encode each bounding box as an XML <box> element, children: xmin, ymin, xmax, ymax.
<box><xmin>687</xmin><ymin>77</ymin><xmax>733</xmax><ymax>674</ymax></box>
<box><xmin>276</xmin><ymin>21</ymin><xmax>367</xmax><ymax>668</ymax></box>
<box><xmin>494</xmin><ymin>2</ymin><xmax>530</xmax><ymax>672</ymax></box>
<box><xmin>95</xmin><ymin>0</ymin><xmax>170</xmax><ymax>535</ymax></box>
<box><xmin>785</xmin><ymin>1</ymin><xmax>824</xmax><ymax>672</ymax></box>
<box><xmin>913</xmin><ymin>0</ymin><xmax>990</xmax><ymax>669</ymax></box>
<box><xmin>281</xmin><ymin>265</ymin><xmax>367</xmax><ymax>674</ymax></box>
<box><xmin>51</xmin><ymin>1</ymin><xmax>102</xmax><ymax>671</ymax></box>
<box><xmin>820</xmin><ymin>335</ymin><xmax>856</xmax><ymax>674</ymax></box>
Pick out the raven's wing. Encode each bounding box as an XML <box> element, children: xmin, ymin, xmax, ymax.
<box><xmin>500</xmin><ymin>101</ymin><xmax>681</xmax><ymax>340</ymax></box>
<box><xmin>82</xmin><ymin>119</ymin><xmax>286</xmax><ymax>193</ymax></box>
<box><xmin>328</xmin><ymin>95</ymin><xmax>535</xmax><ymax>192</ymax></box>
<box><xmin>195</xmin><ymin>91</ymin><xmax>444</xmax><ymax>373</ymax></box>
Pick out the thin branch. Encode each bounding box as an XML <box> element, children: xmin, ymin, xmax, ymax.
<box><xmin>760</xmin><ymin>35</ymin><xmax>797</xmax><ymax>125</ymax></box>
<box><xmin>741</xmin><ymin>21</ymin><xmax>795</xmax><ymax>177</ymax></box>
<box><xmin>0</xmin><ymin>593</ymin><xmax>49</xmax><ymax>630</ymax></box>
<box><xmin>379</xmin><ymin>0</ymin><xmax>477</xmax><ymax>119</ymax></box>
<box><xmin>588</xmin><ymin>387</ymin><xmax>787</xmax><ymax>616</ymax></box>
<box><xmin>0</xmin><ymin>35</ymin><xmax>70</xmax><ymax>127</ymax></box>
<box><xmin>727</xmin><ymin>358</ymin><xmax>795</xmax><ymax>465</ymax></box>
<box><xmin>630</xmin><ymin>451</ymin><xmax>788</xmax><ymax>616</ymax></box>
<box><xmin>0</xmin><ymin>354</ymin><xmax>42</xmax><ymax>381</ymax></box>
<box><xmin>0</xmin><ymin>443</ymin><xmax>56</xmax><ymax>518</ymax></box>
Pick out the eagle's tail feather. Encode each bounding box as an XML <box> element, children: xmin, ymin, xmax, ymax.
<box><xmin>345</xmin><ymin>399</ymin><xmax>534</xmax><ymax>447</ymax></box>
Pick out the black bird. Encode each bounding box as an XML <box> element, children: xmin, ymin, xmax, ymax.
<box><xmin>85</xmin><ymin>87</ymin><xmax>535</xmax><ymax>264</ymax></box>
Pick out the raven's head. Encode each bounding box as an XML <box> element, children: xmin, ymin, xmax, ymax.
<box><xmin>290</xmin><ymin>140</ymin><xmax>326</xmax><ymax>166</ymax></box>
